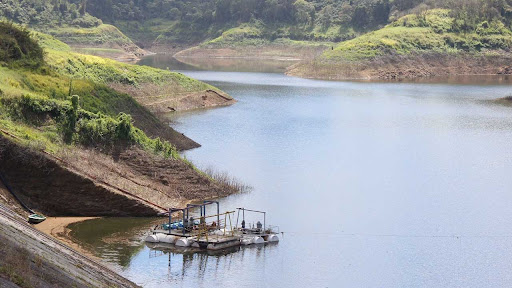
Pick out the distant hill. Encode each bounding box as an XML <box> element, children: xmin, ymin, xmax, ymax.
<box><xmin>84</xmin><ymin>0</ymin><xmax>394</xmax><ymax>46</ymax></box>
<box><xmin>82</xmin><ymin>0</ymin><xmax>512</xmax><ymax>47</ymax></box>
<box><xmin>0</xmin><ymin>0</ymin><xmax>101</xmax><ymax>28</ymax></box>
<box><xmin>0</xmin><ymin>0</ymin><xmax>146</xmax><ymax>60</ymax></box>
<box><xmin>3</xmin><ymin>0</ymin><xmax>512</xmax><ymax>78</ymax></box>
<box><xmin>287</xmin><ymin>7</ymin><xmax>512</xmax><ymax>79</ymax></box>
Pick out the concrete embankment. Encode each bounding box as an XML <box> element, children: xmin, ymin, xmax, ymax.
<box><xmin>0</xmin><ymin>203</ymin><xmax>138</xmax><ymax>287</ymax></box>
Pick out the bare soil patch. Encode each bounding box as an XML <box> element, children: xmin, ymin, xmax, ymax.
<box><xmin>175</xmin><ymin>44</ymin><xmax>328</xmax><ymax>61</ymax></box>
<box><xmin>110</xmin><ymin>82</ymin><xmax>235</xmax><ymax>114</ymax></box>
<box><xmin>0</xmin><ymin>135</ymin><xmax>236</xmax><ymax>218</ymax></box>
<box><xmin>287</xmin><ymin>53</ymin><xmax>512</xmax><ymax>80</ymax></box>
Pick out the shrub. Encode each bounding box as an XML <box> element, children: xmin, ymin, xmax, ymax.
<box><xmin>2</xmin><ymin>94</ymin><xmax>179</xmax><ymax>158</ymax></box>
<box><xmin>71</xmin><ymin>15</ymin><xmax>103</xmax><ymax>28</ymax></box>
<box><xmin>2</xmin><ymin>94</ymin><xmax>69</xmax><ymax>123</ymax></box>
<box><xmin>0</xmin><ymin>22</ymin><xmax>44</xmax><ymax>68</ymax></box>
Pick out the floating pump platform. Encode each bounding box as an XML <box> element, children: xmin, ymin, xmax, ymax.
<box><xmin>145</xmin><ymin>202</ymin><xmax>279</xmax><ymax>251</ymax></box>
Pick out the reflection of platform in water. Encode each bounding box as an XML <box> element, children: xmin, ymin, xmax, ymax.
<box><xmin>146</xmin><ymin>241</ymin><xmax>242</xmax><ymax>256</ymax></box>
<box><xmin>193</xmin><ymin>235</ymin><xmax>241</xmax><ymax>250</ymax></box>
<box><xmin>149</xmin><ymin>248</ymin><xmax>166</xmax><ymax>258</ymax></box>
<box><xmin>146</xmin><ymin>237</ymin><xmax>279</xmax><ymax>283</ymax></box>
<box><xmin>146</xmin><ymin>240</ymin><xmax>278</xmax><ymax>257</ymax></box>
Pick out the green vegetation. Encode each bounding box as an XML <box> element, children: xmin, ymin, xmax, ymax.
<box><xmin>84</xmin><ymin>0</ymin><xmax>392</xmax><ymax>44</ymax></box>
<box><xmin>3</xmin><ymin>0</ymin><xmax>512</xmax><ymax>54</ymax></box>
<box><xmin>73</xmin><ymin>47</ymin><xmax>125</xmax><ymax>55</ymax></box>
<box><xmin>0</xmin><ymin>1</ymin><xmax>140</xmax><ymax>57</ymax></box>
<box><xmin>0</xmin><ymin>0</ymin><xmax>100</xmax><ymax>28</ymax></box>
<box><xmin>5</xmin><ymin>0</ymin><xmax>512</xmax><ymax>61</ymax></box>
<box><xmin>322</xmin><ymin>8</ymin><xmax>512</xmax><ymax>61</ymax></box>
<box><xmin>2</xmin><ymin>95</ymin><xmax>178</xmax><ymax>158</ymax></box>
<box><xmin>45</xmin><ymin>47</ymin><xmax>216</xmax><ymax>92</ymax></box>
<box><xmin>21</xmin><ymin>30</ymin><xmax>215</xmax><ymax>94</ymax></box>
<box><xmin>0</xmin><ymin>22</ymin><xmax>44</xmax><ymax>68</ymax></box>
<box><xmin>0</xmin><ymin>22</ymin><xmax>204</xmax><ymax>159</ymax></box>
<box><xmin>45</xmin><ymin>24</ymin><xmax>134</xmax><ymax>46</ymax></box>
<box><xmin>201</xmin><ymin>22</ymin><xmax>334</xmax><ymax>48</ymax></box>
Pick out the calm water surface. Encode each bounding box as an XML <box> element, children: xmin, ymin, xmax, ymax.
<box><xmin>71</xmin><ymin>56</ymin><xmax>512</xmax><ymax>287</ymax></box>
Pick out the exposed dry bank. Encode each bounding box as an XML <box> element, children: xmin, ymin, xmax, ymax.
<box><xmin>175</xmin><ymin>24</ymin><xmax>333</xmax><ymax>61</ymax></box>
<box><xmin>0</xmin><ymin>131</ymin><xmax>239</xmax><ymax>216</ymax></box>
<box><xmin>288</xmin><ymin>52</ymin><xmax>512</xmax><ymax>80</ymax></box>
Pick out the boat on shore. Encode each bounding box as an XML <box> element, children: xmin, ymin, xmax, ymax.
<box><xmin>28</xmin><ymin>213</ymin><xmax>46</xmax><ymax>224</ymax></box>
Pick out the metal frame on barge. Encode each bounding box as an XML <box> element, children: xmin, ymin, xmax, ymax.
<box><xmin>145</xmin><ymin>202</ymin><xmax>279</xmax><ymax>251</ymax></box>
<box><xmin>236</xmin><ymin>207</ymin><xmax>280</xmax><ymax>245</ymax></box>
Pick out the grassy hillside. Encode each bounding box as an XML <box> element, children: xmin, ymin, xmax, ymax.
<box><xmin>0</xmin><ymin>23</ymin><xmax>181</xmax><ymax>156</ymax></box>
<box><xmin>0</xmin><ymin>0</ymin><xmax>145</xmax><ymax>59</ymax></box>
<box><xmin>322</xmin><ymin>9</ymin><xmax>512</xmax><ymax>61</ymax></box>
<box><xmin>175</xmin><ymin>22</ymin><xmax>334</xmax><ymax>59</ymax></box>
<box><xmin>38</xmin><ymin>35</ymin><xmax>235</xmax><ymax>114</ymax></box>
<box><xmin>199</xmin><ymin>23</ymin><xmax>333</xmax><ymax>48</ymax></box>
<box><xmin>0</xmin><ymin>23</ymin><xmax>232</xmax><ymax>153</ymax></box>
<box><xmin>288</xmin><ymin>8</ymin><xmax>512</xmax><ymax>79</ymax></box>
<box><xmin>46</xmin><ymin>24</ymin><xmax>136</xmax><ymax>47</ymax></box>
<box><xmin>83</xmin><ymin>1</ymin><xmax>512</xmax><ymax>44</ymax></box>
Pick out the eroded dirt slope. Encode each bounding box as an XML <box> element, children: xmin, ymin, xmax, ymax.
<box><xmin>0</xmin><ymin>136</ymin><xmax>160</xmax><ymax>216</ymax></box>
<box><xmin>0</xmin><ymin>135</ymin><xmax>236</xmax><ymax>217</ymax></box>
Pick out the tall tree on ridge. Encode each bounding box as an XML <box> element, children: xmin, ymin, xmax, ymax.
<box><xmin>80</xmin><ymin>0</ymin><xmax>87</xmax><ymax>15</ymax></box>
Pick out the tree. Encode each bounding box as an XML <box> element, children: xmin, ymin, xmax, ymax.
<box><xmin>80</xmin><ymin>0</ymin><xmax>87</xmax><ymax>15</ymax></box>
<box><xmin>294</xmin><ymin>0</ymin><xmax>314</xmax><ymax>25</ymax></box>
<box><xmin>318</xmin><ymin>4</ymin><xmax>334</xmax><ymax>28</ymax></box>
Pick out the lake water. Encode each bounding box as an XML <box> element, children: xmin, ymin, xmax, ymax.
<box><xmin>70</xmin><ymin>56</ymin><xmax>512</xmax><ymax>287</ymax></box>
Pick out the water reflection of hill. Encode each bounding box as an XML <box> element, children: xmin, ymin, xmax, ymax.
<box><xmin>68</xmin><ymin>217</ymin><xmax>161</xmax><ymax>268</ymax></box>
<box><xmin>145</xmin><ymin>242</ymin><xmax>279</xmax><ymax>282</ymax></box>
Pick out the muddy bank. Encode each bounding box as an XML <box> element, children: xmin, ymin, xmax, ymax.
<box><xmin>40</xmin><ymin>217</ymin><xmax>164</xmax><ymax>269</ymax></box>
<box><xmin>174</xmin><ymin>44</ymin><xmax>328</xmax><ymax>61</ymax></box>
<box><xmin>144</xmin><ymin>43</ymin><xmax>193</xmax><ymax>55</ymax></box>
<box><xmin>0</xmin><ymin>204</ymin><xmax>138</xmax><ymax>288</ymax></box>
<box><xmin>37</xmin><ymin>217</ymin><xmax>99</xmax><ymax>245</ymax></box>
<box><xmin>71</xmin><ymin>44</ymin><xmax>152</xmax><ymax>63</ymax></box>
<box><xmin>0</xmin><ymin>136</ymin><xmax>162</xmax><ymax>217</ymax></box>
<box><xmin>110</xmin><ymin>82</ymin><xmax>236</xmax><ymax>114</ymax></box>
<box><xmin>171</xmin><ymin>56</ymin><xmax>298</xmax><ymax>73</ymax></box>
<box><xmin>287</xmin><ymin>53</ymin><xmax>512</xmax><ymax>80</ymax></box>
<box><xmin>35</xmin><ymin>217</ymin><xmax>103</xmax><ymax>262</ymax></box>
<box><xmin>0</xmin><ymin>135</ymin><xmax>236</xmax><ymax>218</ymax></box>
<box><xmin>0</xmin><ymin>181</ymin><xmax>27</xmax><ymax>218</ymax></box>
<box><xmin>126</xmin><ymin>104</ymin><xmax>200</xmax><ymax>151</ymax></box>
<box><xmin>58</xmin><ymin>146</ymin><xmax>236</xmax><ymax>208</ymax></box>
